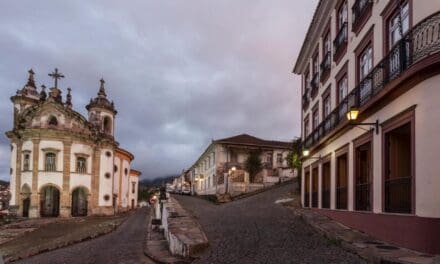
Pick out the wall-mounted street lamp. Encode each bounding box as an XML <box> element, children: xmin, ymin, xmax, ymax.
<box><xmin>226</xmin><ymin>166</ymin><xmax>236</xmax><ymax>194</ymax></box>
<box><xmin>302</xmin><ymin>149</ymin><xmax>321</xmax><ymax>160</ymax></box>
<box><xmin>346</xmin><ymin>107</ymin><xmax>379</xmax><ymax>134</ymax></box>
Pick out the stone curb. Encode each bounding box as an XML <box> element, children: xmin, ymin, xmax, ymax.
<box><xmin>292</xmin><ymin>208</ymin><xmax>439</xmax><ymax>264</ymax></box>
<box><xmin>144</xmin><ymin>207</ymin><xmax>189</xmax><ymax>264</ymax></box>
<box><xmin>3</xmin><ymin>212</ymin><xmax>132</xmax><ymax>263</ymax></box>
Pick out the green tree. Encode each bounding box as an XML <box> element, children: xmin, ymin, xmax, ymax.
<box><xmin>286</xmin><ymin>138</ymin><xmax>302</xmax><ymax>192</ymax></box>
<box><xmin>245</xmin><ymin>151</ymin><xmax>263</xmax><ymax>183</ymax></box>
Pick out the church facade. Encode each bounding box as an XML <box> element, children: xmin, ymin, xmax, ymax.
<box><xmin>6</xmin><ymin>68</ymin><xmax>140</xmax><ymax>218</ymax></box>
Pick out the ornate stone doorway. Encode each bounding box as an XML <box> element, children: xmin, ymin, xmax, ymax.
<box><xmin>23</xmin><ymin>198</ymin><xmax>30</xmax><ymax>217</ymax></box>
<box><xmin>40</xmin><ymin>186</ymin><xmax>60</xmax><ymax>217</ymax></box>
<box><xmin>71</xmin><ymin>187</ymin><xmax>88</xmax><ymax>217</ymax></box>
<box><xmin>21</xmin><ymin>184</ymin><xmax>31</xmax><ymax>217</ymax></box>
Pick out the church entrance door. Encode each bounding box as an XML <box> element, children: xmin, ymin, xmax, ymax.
<box><xmin>40</xmin><ymin>186</ymin><xmax>60</xmax><ymax>217</ymax></box>
<box><xmin>22</xmin><ymin>197</ymin><xmax>30</xmax><ymax>217</ymax></box>
<box><xmin>71</xmin><ymin>188</ymin><xmax>88</xmax><ymax>217</ymax></box>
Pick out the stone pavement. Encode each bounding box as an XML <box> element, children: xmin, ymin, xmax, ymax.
<box><xmin>174</xmin><ymin>183</ymin><xmax>365</xmax><ymax>264</ymax></box>
<box><xmin>4</xmin><ymin>208</ymin><xmax>154</xmax><ymax>264</ymax></box>
<box><xmin>292</xmin><ymin>208</ymin><xmax>440</xmax><ymax>264</ymax></box>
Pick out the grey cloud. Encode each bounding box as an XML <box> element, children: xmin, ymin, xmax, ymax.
<box><xmin>0</xmin><ymin>0</ymin><xmax>317</xmax><ymax>180</ymax></box>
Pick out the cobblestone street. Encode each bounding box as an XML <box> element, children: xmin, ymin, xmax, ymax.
<box><xmin>15</xmin><ymin>208</ymin><xmax>154</xmax><ymax>264</ymax></box>
<box><xmin>174</xmin><ymin>184</ymin><xmax>366</xmax><ymax>264</ymax></box>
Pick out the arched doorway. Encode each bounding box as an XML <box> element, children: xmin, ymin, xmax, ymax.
<box><xmin>71</xmin><ymin>187</ymin><xmax>88</xmax><ymax>217</ymax></box>
<box><xmin>21</xmin><ymin>184</ymin><xmax>31</xmax><ymax>218</ymax></box>
<box><xmin>40</xmin><ymin>186</ymin><xmax>60</xmax><ymax>217</ymax></box>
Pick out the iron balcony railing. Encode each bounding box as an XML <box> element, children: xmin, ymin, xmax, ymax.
<box><xmin>333</xmin><ymin>22</ymin><xmax>348</xmax><ymax>58</ymax></box>
<box><xmin>355</xmin><ymin>182</ymin><xmax>371</xmax><ymax>211</ymax></box>
<box><xmin>322</xmin><ymin>189</ymin><xmax>331</xmax><ymax>209</ymax></box>
<box><xmin>310</xmin><ymin>72</ymin><xmax>320</xmax><ymax>97</ymax></box>
<box><xmin>304</xmin><ymin>191</ymin><xmax>310</xmax><ymax>207</ymax></box>
<box><xmin>385</xmin><ymin>176</ymin><xmax>411</xmax><ymax>213</ymax></box>
<box><xmin>352</xmin><ymin>0</ymin><xmax>372</xmax><ymax>29</ymax></box>
<box><xmin>336</xmin><ymin>187</ymin><xmax>348</xmax><ymax>210</ymax></box>
<box><xmin>311</xmin><ymin>191</ymin><xmax>318</xmax><ymax>208</ymax></box>
<box><xmin>320</xmin><ymin>51</ymin><xmax>331</xmax><ymax>81</ymax></box>
<box><xmin>304</xmin><ymin>11</ymin><xmax>440</xmax><ymax>150</ymax></box>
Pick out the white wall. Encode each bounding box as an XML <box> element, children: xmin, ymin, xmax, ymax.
<box><xmin>113</xmin><ymin>156</ymin><xmax>121</xmax><ymax>195</ymax></box>
<box><xmin>98</xmin><ymin>149</ymin><xmax>114</xmax><ymax>206</ymax></box>
<box><xmin>10</xmin><ymin>143</ymin><xmax>17</xmax><ymax>205</ymax></box>
<box><xmin>70</xmin><ymin>174</ymin><xmax>91</xmax><ymax>192</ymax></box>
<box><xmin>121</xmin><ymin>159</ymin><xmax>130</xmax><ymax>207</ymax></box>
<box><xmin>38</xmin><ymin>172</ymin><xmax>63</xmax><ymax>190</ymax></box>
<box><xmin>303</xmin><ymin>75</ymin><xmax>440</xmax><ymax>218</ymax></box>
<box><xmin>128</xmin><ymin>175</ymin><xmax>138</xmax><ymax>208</ymax></box>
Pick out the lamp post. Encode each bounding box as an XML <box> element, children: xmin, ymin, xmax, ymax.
<box><xmin>226</xmin><ymin>166</ymin><xmax>236</xmax><ymax>194</ymax></box>
<box><xmin>346</xmin><ymin>106</ymin><xmax>379</xmax><ymax>134</ymax></box>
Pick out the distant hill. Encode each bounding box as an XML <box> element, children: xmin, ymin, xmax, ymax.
<box><xmin>0</xmin><ymin>180</ymin><xmax>9</xmax><ymax>186</ymax></box>
<box><xmin>139</xmin><ymin>175</ymin><xmax>178</xmax><ymax>188</ymax></box>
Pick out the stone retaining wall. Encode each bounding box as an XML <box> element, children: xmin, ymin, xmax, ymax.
<box><xmin>160</xmin><ymin>197</ymin><xmax>209</xmax><ymax>258</ymax></box>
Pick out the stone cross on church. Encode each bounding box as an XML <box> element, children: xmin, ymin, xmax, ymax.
<box><xmin>48</xmin><ymin>68</ymin><xmax>64</xmax><ymax>88</ymax></box>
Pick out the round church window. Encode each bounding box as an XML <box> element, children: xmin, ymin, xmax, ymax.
<box><xmin>106</xmin><ymin>151</ymin><xmax>112</xmax><ymax>157</ymax></box>
<box><xmin>105</xmin><ymin>173</ymin><xmax>111</xmax><ymax>179</ymax></box>
<box><xmin>104</xmin><ymin>194</ymin><xmax>110</xmax><ymax>201</ymax></box>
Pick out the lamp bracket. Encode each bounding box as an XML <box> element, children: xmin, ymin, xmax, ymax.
<box><xmin>349</xmin><ymin>120</ymin><xmax>379</xmax><ymax>134</ymax></box>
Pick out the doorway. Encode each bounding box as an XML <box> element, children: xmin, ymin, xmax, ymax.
<box><xmin>40</xmin><ymin>186</ymin><xmax>60</xmax><ymax>217</ymax></box>
<box><xmin>71</xmin><ymin>188</ymin><xmax>88</xmax><ymax>217</ymax></box>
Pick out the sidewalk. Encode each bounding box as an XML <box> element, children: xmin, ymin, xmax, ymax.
<box><xmin>0</xmin><ymin>213</ymin><xmax>129</xmax><ymax>262</ymax></box>
<box><xmin>291</xmin><ymin>208</ymin><xmax>440</xmax><ymax>264</ymax></box>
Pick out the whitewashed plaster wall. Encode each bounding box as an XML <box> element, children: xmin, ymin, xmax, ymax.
<box><xmin>98</xmin><ymin>149</ymin><xmax>114</xmax><ymax>206</ymax></box>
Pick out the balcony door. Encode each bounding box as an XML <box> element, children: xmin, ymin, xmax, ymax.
<box><xmin>355</xmin><ymin>141</ymin><xmax>372</xmax><ymax>211</ymax></box>
<box><xmin>336</xmin><ymin>153</ymin><xmax>348</xmax><ymax>210</ymax></box>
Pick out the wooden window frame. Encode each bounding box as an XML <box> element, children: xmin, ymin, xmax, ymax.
<box><xmin>321</xmin><ymin>153</ymin><xmax>332</xmax><ymax>209</ymax></box>
<box><xmin>352</xmin><ymin>131</ymin><xmax>374</xmax><ymax>212</ymax></box>
<box><xmin>311</xmin><ymin>161</ymin><xmax>320</xmax><ymax>208</ymax></box>
<box><xmin>321</xmin><ymin>85</ymin><xmax>332</xmax><ymax>120</ymax></box>
<box><xmin>304</xmin><ymin>167</ymin><xmax>311</xmax><ymax>208</ymax></box>
<box><xmin>334</xmin><ymin>0</ymin><xmax>349</xmax><ymax>64</ymax></box>
<box><xmin>381</xmin><ymin>106</ymin><xmax>416</xmax><ymax>214</ymax></box>
<box><xmin>312</xmin><ymin>103</ymin><xmax>319</xmax><ymax>130</ymax></box>
<box><xmin>321</xmin><ymin>21</ymin><xmax>332</xmax><ymax>84</ymax></box>
<box><xmin>351</xmin><ymin>0</ymin><xmax>373</xmax><ymax>35</ymax></box>
<box><xmin>381</xmin><ymin>0</ymin><xmax>413</xmax><ymax>56</ymax></box>
<box><xmin>304</xmin><ymin>114</ymin><xmax>310</xmax><ymax>138</ymax></box>
<box><xmin>335</xmin><ymin>61</ymin><xmax>348</xmax><ymax>105</ymax></box>
<box><xmin>355</xmin><ymin>26</ymin><xmax>374</xmax><ymax>85</ymax></box>
<box><xmin>335</xmin><ymin>144</ymin><xmax>349</xmax><ymax>210</ymax></box>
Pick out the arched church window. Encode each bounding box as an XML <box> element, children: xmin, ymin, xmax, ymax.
<box><xmin>23</xmin><ymin>153</ymin><xmax>30</xmax><ymax>171</ymax></box>
<box><xmin>124</xmin><ymin>168</ymin><xmax>128</xmax><ymax>176</ymax></box>
<box><xmin>45</xmin><ymin>153</ymin><xmax>56</xmax><ymax>172</ymax></box>
<box><xmin>103</xmin><ymin>116</ymin><xmax>112</xmax><ymax>135</ymax></box>
<box><xmin>76</xmin><ymin>157</ymin><xmax>87</xmax><ymax>174</ymax></box>
<box><xmin>48</xmin><ymin>116</ymin><xmax>58</xmax><ymax>126</ymax></box>
<box><xmin>114</xmin><ymin>165</ymin><xmax>118</xmax><ymax>173</ymax></box>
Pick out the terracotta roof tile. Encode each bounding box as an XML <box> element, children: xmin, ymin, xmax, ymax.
<box><xmin>215</xmin><ymin>134</ymin><xmax>292</xmax><ymax>149</ymax></box>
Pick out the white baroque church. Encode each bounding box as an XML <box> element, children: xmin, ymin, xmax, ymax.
<box><xmin>6</xmin><ymin>68</ymin><xmax>141</xmax><ymax>218</ymax></box>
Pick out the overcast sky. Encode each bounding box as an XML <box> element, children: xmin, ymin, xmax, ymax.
<box><xmin>0</xmin><ymin>0</ymin><xmax>317</xmax><ymax>180</ymax></box>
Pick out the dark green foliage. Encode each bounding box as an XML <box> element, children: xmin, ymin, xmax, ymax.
<box><xmin>286</xmin><ymin>138</ymin><xmax>302</xmax><ymax>192</ymax></box>
<box><xmin>245</xmin><ymin>151</ymin><xmax>263</xmax><ymax>183</ymax></box>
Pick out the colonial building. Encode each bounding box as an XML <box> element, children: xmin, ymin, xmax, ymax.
<box><xmin>293</xmin><ymin>0</ymin><xmax>440</xmax><ymax>254</ymax></box>
<box><xmin>6</xmin><ymin>68</ymin><xmax>141</xmax><ymax>218</ymax></box>
<box><xmin>187</xmin><ymin>134</ymin><xmax>295</xmax><ymax>196</ymax></box>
